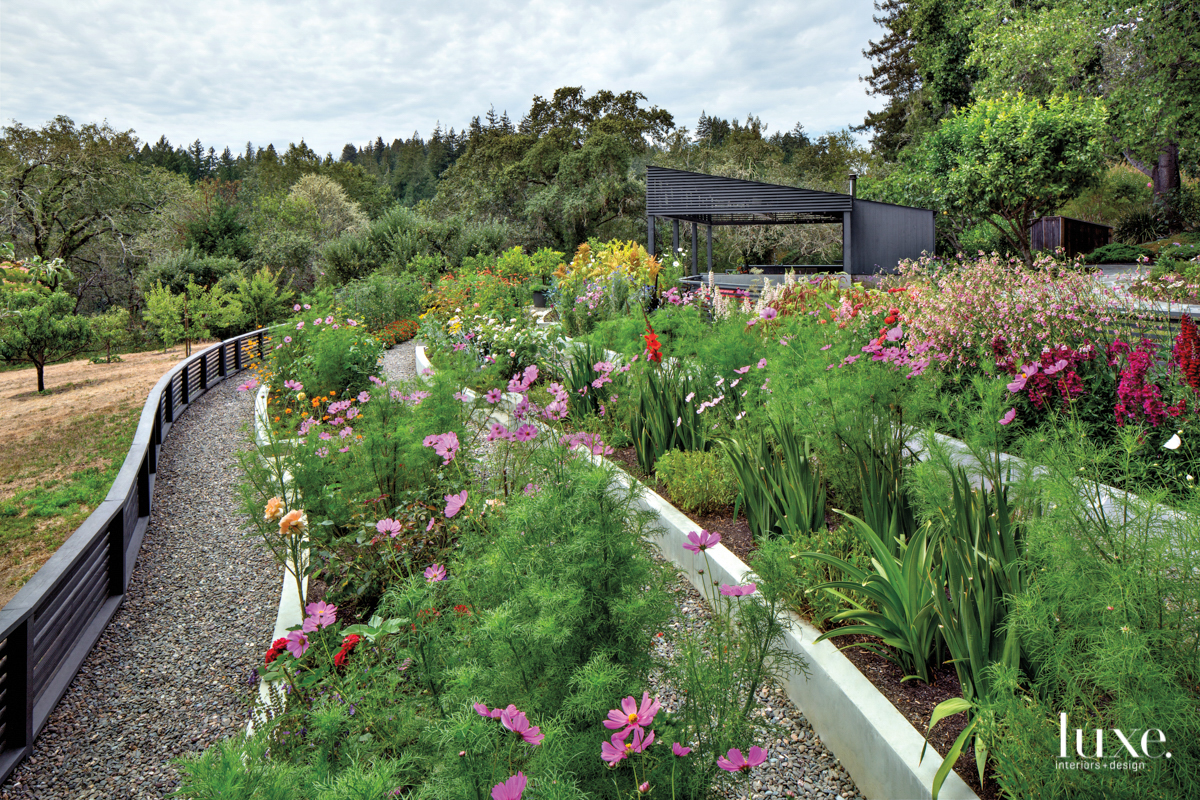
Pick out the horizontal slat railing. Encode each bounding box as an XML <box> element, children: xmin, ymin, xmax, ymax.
<box><xmin>0</xmin><ymin>327</ymin><xmax>273</xmax><ymax>783</ymax></box>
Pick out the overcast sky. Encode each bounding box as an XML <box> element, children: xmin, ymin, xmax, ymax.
<box><xmin>1</xmin><ymin>0</ymin><xmax>885</xmax><ymax>156</ymax></box>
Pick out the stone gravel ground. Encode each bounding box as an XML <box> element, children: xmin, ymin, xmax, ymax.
<box><xmin>1</xmin><ymin>375</ymin><xmax>279</xmax><ymax>800</ymax></box>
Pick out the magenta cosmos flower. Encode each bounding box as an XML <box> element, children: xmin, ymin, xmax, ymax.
<box><xmin>719</xmin><ymin>583</ymin><xmax>757</xmax><ymax>597</ymax></box>
<box><xmin>683</xmin><ymin>529</ymin><xmax>721</xmax><ymax>554</ymax></box>
<box><xmin>600</xmin><ymin>728</ymin><xmax>654</xmax><ymax>764</ymax></box>
<box><xmin>424</xmin><ymin>563</ymin><xmax>447</xmax><ymax>582</ymax></box>
<box><xmin>500</xmin><ymin>705</ymin><xmax>544</xmax><ymax>745</ymax></box>
<box><xmin>485</xmin><ymin>388</ymin><xmax>503</xmax><ymax>403</ymax></box>
<box><xmin>285</xmin><ymin>630</ymin><xmax>309</xmax><ymax>659</ymax></box>
<box><xmin>376</xmin><ymin>518</ymin><xmax>403</xmax><ymax>537</ymax></box>
<box><xmin>603</xmin><ymin>692</ymin><xmax>660</xmax><ymax>733</ymax></box>
<box><xmin>759</xmin><ymin>307</ymin><xmax>778</xmax><ymax>321</ymax></box>
<box><xmin>672</xmin><ymin>742</ymin><xmax>692</xmax><ymax>757</ymax></box>
<box><xmin>999</xmin><ymin>408</ymin><xmax>1017</xmax><ymax>426</ymax></box>
<box><xmin>474</xmin><ymin>703</ymin><xmax>503</xmax><ymax>719</ymax></box>
<box><xmin>303</xmin><ymin>600</ymin><xmax>337</xmax><ymax>629</ymax></box>
<box><xmin>717</xmin><ymin>746</ymin><xmax>768</xmax><ymax>773</ymax></box>
<box><xmin>490</xmin><ymin>772</ymin><xmax>527</xmax><ymax>800</ymax></box>
<box><xmin>444</xmin><ymin>490</ymin><xmax>468</xmax><ymax>518</ymax></box>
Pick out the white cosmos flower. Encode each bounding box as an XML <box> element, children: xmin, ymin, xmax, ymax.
<box><xmin>1163</xmin><ymin>433</ymin><xmax>1182</xmax><ymax>450</ymax></box>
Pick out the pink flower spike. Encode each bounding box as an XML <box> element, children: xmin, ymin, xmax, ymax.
<box><xmin>716</xmin><ymin>746</ymin><xmax>768</xmax><ymax>773</ymax></box>
<box><xmin>445</xmin><ymin>490</ymin><xmax>468</xmax><ymax>518</ymax></box>
<box><xmin>425</xmin><ymin>563</ymin><xmax>447</xmax><ymax>583</ymax></box>
<box><xmin>491</xmin><ymin>772</ymin><xmax>527</xmax><ymax>800</ymax></box>
<box><xmin>719</xmin><ymin>583</ymin><xmax>757</xmax><ymax>597</ymax></box>
<box><xmin>672</xmin><ymin>742</ymin><xmax>692</xmax><ymax>757</ymax></box>
<box><xmin>683</xmin><ymin>529</ymin><xmax>721</xmax><ymax>554</ymax></box>
<box><xmin>999</xmin><ymin>408</ymin><xmax>1017</xmax><ymax>426</ymax></box>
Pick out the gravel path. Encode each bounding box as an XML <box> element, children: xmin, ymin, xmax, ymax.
<box><xmin>651</xmin><ymin>569</ymin><xmax>864</xmax><ymax>800</ymax></box>
<box><xmin>2</xmin><ymin>375</ymin><xmax>279</xmax><ymax>800</ymax></box>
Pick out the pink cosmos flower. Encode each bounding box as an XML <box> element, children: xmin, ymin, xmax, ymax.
<box><xmin>486</xmin><ymin>388</ymin><xmax>503</xmax><ymax>403</ymax></box>
<box><xmin>719</xmin><ymin>583</ymin><xmax>757</xmax><ymax>597</ymax></box>
<box><xmin>760</xmin><ymin>307</ymin><xmax>777</xmax><ymax>321</ymax></box>
<box><xmin>757</xmin><ymin>358</ymin><xmax>767</xmax><ymax>368</ymax></box>
<box><xmin>716</xmin><ymin>746</ymin><xmax>768</xmax><ymax>773</ymax></box>
<box><xmin>425</xmin><ymin>563</ymin><xmax>446</xmax><ymax>582</ymax></box>
<box><xmin>474</xmin><ymin>703</ymin><xmax>503</xmax><ymax>719</ymax></box>
<box><xmin>284</xmin><ymin>336</ymin><xmax>292</xmax><ymax>344</ymax></box>
<box><xmin>601</xmin><ymin>730</ymin><xmax>631</xmax><ymax>764</ymax></box>
<box><xmin>285</xmin><ymin>630</ymin><xmax>309</xmax><ymax>659</ymax></box>
<box><xmin>603</xmin><ymin>692</ymin><xmax>661</xmax><ymax>732</ymax></box>
<box><xmin>683</xmin><ymin>529</ymin><xmax>721</xmax><ymax>554</ymax></box>
<box><xmin>514</xmin><ymin>424</ymin><xmax>538</xmax><ymax>442</ymax></box>
<box><xmin>376</xmin><ymin>518</ymin><xmax>403</xmax><ymax>537</ymax></box>
<box><xmin>500</xmin><ymin>705</ymin><xmax>544</xmax><ymax>745</ymax></box>
<box><xmin>304</xmin><ymin>600</ymin><xmax>338</xmax><ymax>628</ymax></box>
<box><xmin>999</xmin><ymin>408</ymin><xmax>1017</xmax><ymax>426</ymax></box>
<box><xmin>293</xmin><ymin>304</ymin><xmax>301</xmax><ymax>311</ymax></box>
<box><xmin>445</xmin><ymin>490</ymin><xmax>468</xmax><ymax>518</ymax></box>
<box><xmin>628</xmin><ymin>726</ymin><xmax>654</xmax><ymax>753</ymax></box>
<box><xmin>672</xmin><ymin>742</ymin><xmax>692</xmax><ymax>757</ymax></box>
<box><xmin>491</xmin><ymin>773</ymin><xmax>527</xmax><ymax>800</ymax></box>
<box><xmin>315</xmin><ymin>447</ymin><xmax>329</xmax><ymax>458</ymax></box>
<box><xmin>734</xmin><ymin>365</ymin><xmax>751</xmax><ymax>374</ymax></box>
<box><xmin>358</xmin><ymin>391</ymin><xmax>370</xmax><ymax>403</ymax></box>
<box><xmin>639</xmin><ymin>783</ymin><xmax>650</xmax><ymax>793</ymax></box>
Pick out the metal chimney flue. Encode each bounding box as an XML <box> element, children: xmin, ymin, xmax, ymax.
<box><xmin>848</xmin><ymin>173</ymin><xmax>858</xmax><ymax>199</ymax></box>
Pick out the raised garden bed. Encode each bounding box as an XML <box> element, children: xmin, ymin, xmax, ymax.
<box><xmin>415</xmin><ymin>344</ymin><xmax>979</xmax><ymax>800</ymax></box>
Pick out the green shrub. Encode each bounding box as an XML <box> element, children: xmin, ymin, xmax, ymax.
<box><xmin>336</xmin><ymin>272</ymin><xmax>426</xmax><ymax>331</ymax></box>
<box><xmin>1085</xmin><ymin>242</ymin><xmax>1154</xmax><ymax>264</ymax></box>
<box><xmin>655</xmin><ymin>448</ymin><xmax>738</xmax><ymax>515</ymax></box>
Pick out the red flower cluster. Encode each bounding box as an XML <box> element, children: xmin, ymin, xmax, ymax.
<box><xmin>453</xmin><ymin>604</ymin><xmax>472</xmax><ymax>615</ymax></box>
<box><xmin>884</xmin><ymin>307</ymin><xmax>900</xmax><ymax>325</ymax></box>
<box><xmin>1174</xmin><ymin>315</ymin><xmax>1200</xmax><ymax>393</ymax></box>
<box><xmin>333</xmin><ymin>634</ymin><xmax>362</xmax><ymax>670</ymax></box>
<box><xmin>644</xmin><ymin>324</ymin><xmax>663</xmax><ymax>363</ymax></box>
<box><xmin>264</xmin><ymin>637</ymin><xmax>289</xmax><ymax>666</ymax></box>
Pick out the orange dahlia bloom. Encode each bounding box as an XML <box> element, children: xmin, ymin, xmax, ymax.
<box><xmin>279</xmin><ymin>509</ymin><xmax>308</xmax><ymax>537</ymax></box>
<box><xmin>264</xmin><ymin>496</ymin><xmax>285</xmax><ymax>521</ymax></box>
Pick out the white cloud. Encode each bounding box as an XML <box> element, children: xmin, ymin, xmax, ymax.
<box><xmin>1</xmin><ymin>0</ymin><xmax>884</xmax><ymax>154</ymax></box>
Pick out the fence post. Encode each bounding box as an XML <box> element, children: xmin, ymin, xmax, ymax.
<box><xmin>234</xmin><ymin>338</ymin><xmax>243</xmax><ymax>371</ymax></box>
<box><xmin>257</xmin><ymin>331</ymin><xmax>264</xmax><ymax>360</ymax></box>
<box><xmin>200</xmin><ymin>353</ymin><xmax>208</xmax><ymax>391</ymax></box>
<box><xmin>107</xmin><ymin>512</ymin><xmax>126</xmax><ymax>596</ymax></box>
<box><xmin>165</xmin><ymin>375</ymin><xmax>175</xmax><ymax>423</ymax></box>
<box><xmin>181</xmin><ymin>362</ymin><xmax>190</xmax><ymax>406</ymax></box>
<box><xmin>218</xmin><ymin>343</ymin><xmax>227</xmax><ymax>378</ymax></box>
<box><xmin>4</xmin><ymin>619</ymin><xmax>32</xmax><ymax>757</ymax></box>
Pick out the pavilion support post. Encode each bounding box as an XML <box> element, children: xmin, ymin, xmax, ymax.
<box><xmin>706</xmin><ymin>225</ymin><xmax>713</xmax><ymax>274</ymax></box>
<box><xmin>691</xmin><ymin>223</ymin><xmax>699</xmax><ymax>276</ymax></box>
<box><xmin>842</xmin><ymin>210</ymin><xmax>853</xmax><ymax>281</ymax></box>
<box><xmin>671</xmin><ymin>220</ymin><xmax>679</xmax><ymax>256</ymax></box>
<box><xmin>647</xmin><ymin>216</ymin><xmax>655</xmax><ymax>258</ymax></box>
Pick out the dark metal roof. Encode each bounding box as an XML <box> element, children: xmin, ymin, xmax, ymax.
<box><xmin>646</xmin><ymin>165</ymin><xmax>851</xmax><ymax>225</ymax></box>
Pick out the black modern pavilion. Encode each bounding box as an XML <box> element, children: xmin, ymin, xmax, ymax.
<box><xmin>645</xmin><ymin>166</ymin><xmax>935</xmax><ymax>290</ymax></box>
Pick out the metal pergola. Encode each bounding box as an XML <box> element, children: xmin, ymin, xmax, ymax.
<box><xmin>645</xmin><ymin>165</ymin><xmax>934</xmax><ymax>278</ymax></box>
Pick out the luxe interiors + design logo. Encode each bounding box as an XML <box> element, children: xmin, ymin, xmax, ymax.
<box><xmin>1058</xmin><ymin>713</ymin><xmax>1172</xmax><ymax>772</ymax></box>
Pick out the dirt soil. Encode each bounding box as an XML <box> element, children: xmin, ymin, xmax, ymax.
<box><xmin>0</xmin><ymin>344</ymin><xmax>217</xmax><ymax>604</ymax></box>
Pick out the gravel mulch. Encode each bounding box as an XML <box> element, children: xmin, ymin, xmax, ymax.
<box><xmin>2</xmin><ymin>375</ymin><xmax>279</xmax><ymax>800</ymax></box>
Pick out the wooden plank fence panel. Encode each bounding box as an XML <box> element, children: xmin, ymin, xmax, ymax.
<box><xmin>30</xmin><ymin>544</ymin><xmax>108</xmax><ymax>699</ymax></box>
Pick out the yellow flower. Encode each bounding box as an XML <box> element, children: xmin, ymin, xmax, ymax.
<box><xmin>264</xmin><ymin>496</ymin><xmax>285</xmax><ymax>521</ymax></box>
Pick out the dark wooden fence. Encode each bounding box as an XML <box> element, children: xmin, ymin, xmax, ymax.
<box><xmin>0</xmin><ymin>327</ymin><xmax>272</xmax><ymax>783</ymax></box>
<box><xmin>1030</xmin><ymin>216</ymin><xmax>1113</xmax><ymax>258</ymax></box>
